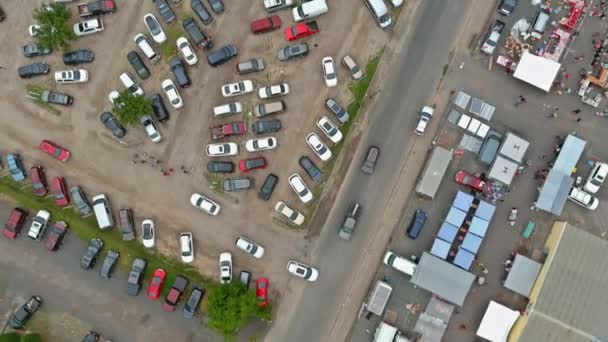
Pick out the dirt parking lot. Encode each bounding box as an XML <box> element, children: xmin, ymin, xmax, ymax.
<box><xmin>0</xmin><ymin>0</ymin><xmax>387</xmax><ymax>302</ymax></box>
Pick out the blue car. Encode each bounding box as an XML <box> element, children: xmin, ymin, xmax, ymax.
<box><xmin>7</xmin><ymin>153</ymin><xmax>26</xmax><ymax>181</ymax></box>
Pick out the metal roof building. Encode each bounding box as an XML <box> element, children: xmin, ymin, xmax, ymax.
<box><xmin>415</xmin><ymin>146</ymin><xmax>453</xmax><ymax>199</ymax></box>
<box><xmin>503</xmin><ymin>254</ymin><xmax>542</xmax><ymax>297</ymax></box>
<box><xmin>499</xmin><ymin>132</ymin><xmax>529</xmax><ymax>164</ymax></box>
<box><xmin>509</xmin><ymin>222</ymin><xmax>608</xmax><ymax>342</ymax></box>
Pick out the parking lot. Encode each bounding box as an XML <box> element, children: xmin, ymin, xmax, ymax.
<box><xmin>0</xmin><ymin>0</ymin><xmax>387</xmax><ymax>307</ymax></box>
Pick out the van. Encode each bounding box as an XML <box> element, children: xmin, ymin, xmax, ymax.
<box><xmin>254</xmin><ymin>100</ymin><xmax>286</xmax><ymax>117</ymax></box>
<box><xmin>363</xmin><ymin>0</ymin><xmax>391</xmax><ymax>29</ymax></box>
<box><xmin>383</xmin><ymin>251</ymin><xmax>416</xmax><ymax>276</ymax></box>
<box><xmin>292</xmin><ymin>0</ymin><xmax>328</xmax><ymax>22</ymax></box>
<box><xmin>406</xmin><ymin>209</ymin><xmax>426</xmax><ymax>239</ymax></box>
<box><xmin>133</xmin><ymin>33</ymin><xmax>160</xmax><ymax>64</ymax></box>
<box><xmin>532</xmin><ymin>7</ymin><xmax>550</xmax><ymax>33</ymax></box>
<box><xmin>214</xmin><ymin>102</ymin><xmax>242</xmax><ymax>117</ymax></box>
<box><xmin>239</xmin><ymin>270</ymin><xmax>251</xmax><ymax>288</ymax></box>
<box><xmin>92</xmin><ymin>194</ymin><xmax>114</xmax><ymax>230</ymax></box>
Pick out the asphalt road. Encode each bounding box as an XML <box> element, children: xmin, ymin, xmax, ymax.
<box><xmin>268</xmin><ymin>1</ymin><xmax>475</xmax><ymax>341</ymax></box>
<box><xmin>0</xmin><ymin>201</ymin><xmax>220</xmax><ymax>342</ymax></box>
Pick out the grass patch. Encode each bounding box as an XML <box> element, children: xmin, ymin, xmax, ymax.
<box><xmin>0</xmin><ymin>176</ymin><xmax>216</xmax><ymax>300</ymax></box>
<box><xmin>203</xmin><ymin>172</ymin><xmax>225</xmax><ymax>195</ymax></box>
<box><xmin>159</xmin><ymin>21</ymin><xmax>185</xmax><ymax>60</ymax></box>
<box><xmin>25</xmin><ymin>84</ymin><xmax>61</xmax><ymax>116</ymax></box>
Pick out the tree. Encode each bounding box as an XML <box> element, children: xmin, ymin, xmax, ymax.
<box><xmin>112</xmin><ymin>90</ymin><xmax>153</xmax><ymax>126</ymax></box>
<box><xmin>207</xmin><ymin>282</ymin><xmax>272</xmax><ymax>340</ymax></box>
<box><xmin>20</xmin><ymin>333</ymin><xmax>41</xmax><ymax>342</ymax></box>
<box><xmin>0</xmin><ymin>332</ymin><xmax>20</xmax><ymax>342</ymax></box>
<box><xmin>33</xmin><ymin>3</ymin><xmax>76</xmax><ymax>51</ymax></box>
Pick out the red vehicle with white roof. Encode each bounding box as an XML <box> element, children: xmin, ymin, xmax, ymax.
<box><xmin>284</xmin><ymin>20</ymin><xmax>319</xmax><ymax>41</ymax></box>
<box><xmin>251</xmin><ymin>15</ymin><xmax>282</xmax><ymax>34</ymax></box>
<box><xmin>39</xmin><ymin>140</ymin><xmax>70</xmax><ymax>162</ymax></box>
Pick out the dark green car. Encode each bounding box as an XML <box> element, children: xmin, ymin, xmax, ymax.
<box><xmin>127</xmin><ymin>51</ymin><xmax>150</xmax><ymax>79</ymax></box>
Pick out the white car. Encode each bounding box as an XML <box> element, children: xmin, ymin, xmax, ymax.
<box><xmin>141</xmin><ymin>219</ymin><xmax>155</xmax><ymax>248</ymax></box>
<box><xmin>568</xmin><ymin>187</ymin><xmax>599</xmax><ymax>210</ymax></box>
<box><xmin>55</xmin><ymin>69</ymin><xmax>89</xmax><ymax>83</ymax></box>
<box><xmin>316</xmin><ymin>116</ymin><xmax>342</xmax><ymax>143</ymax></box>
<box><xmin>179</xmin><ymin>232</ymin><xmax>194</xmax><ymax>263</ymax></box>
<box><xmin>219</xmin><ymin>252</ymin><xmax>233</xmax><ymax>284</ymax></box>
<box><xmin>322</xmin><ymin>56</ymin><xmax>337</xmax><ymax>87</ymax></box>
<box><xmin>108</xmin><ymin>90</ymin><xmax>120</xmax><ymax>105</ymax></box>
<box><xmin>27</xmin><ymin>210</ymin><xmax>51</xmax><ymax>240</ymax></box>
<box><xmin>583</xmin><ymin>162</ymin><xmax>608</xmax><ymax>194</ymax></box>
<box><xmin>28</xmin><ymin>24</ymin><xmax>41</xmax><ymax>37</ymax></box>
<box><xmin>190</xmin><ymin>193</ymin><xmax>221</xmax><ymax>216</ymax></box>
<box><xmin>206</xmin><ymin>143</ymin><xmax>238</xmax><ymax>157</ymax></box>
<box><xmin>73</xmin><ymin>18</ymin><xmax>104</xmax><ymax>36</ymax></box>
<box><xmin>140</xmin><ymin>115</ymin><xmax>162</xmax><ymax>143</ymax></box>
<box><xmin>235</xmin><ymin>236</ymin><xmax>265</xmax><ymax>259</ymax></box>
<box><xmin>221</xmin><ymin>80</ymin><xmax>254</xmax><ymax>98</ymax></box>
<box><xmin>305</xmin><ymin>132</ymin><xmax>332</xmax><ymax>161</ymax></box>
<box><xmin>176</xmin><ymin>37</ymin><xmax>198</xmax><ymax>65</ymax></box>
<box><xmin>288</xmin><ymin>173</ymin><xmax>313</xmax><ymax>204</ymax></box>
<box><xmin>390</xmin><ymin>0</ymin><xmax>403</xmax><ymax>7</ymax></box>
<box><xmin>143</xmin><ymin>13</ymin><xmax>166</xmax><ymax>44</ymax></box>
<box><xmin>415</xmin><ymin>106</ymin><xmax>434</xmax><ymax>135</ymax></box>
<box><xmin>120</xmin><ymin>72</ymin><xmax>144</xmax><ymax>96</ymax></box>
<box><xmin>245</xmin><ymin>137</ymin><xmax>277</xmax><ymax>152</ymax></box>
<box><xmin>161</xmin><ymin>79</ymin><xmax>183</xmax><ymax>109</ymax></box>
<box><xmin>275</xmin><ymin>201</ymin><xmax>305</xmax><ymax>225</ymax></box>
<box><xmin>286</xmin><ymin>260</ymin><xmax>318</xmax><ymax>282</ymax></box>
<box><xmin>257</xmin><ymin>83</ymin><xmax>290</xmax><ymax>99</ymax></box>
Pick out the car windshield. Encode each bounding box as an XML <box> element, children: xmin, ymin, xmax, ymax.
<box><xmin>55</xmin><ymin>192</ymin><xmax>64</xmax><ymax>200</ymax></box>
<box><xmin>351</xmin><ymin>65</ymin><xmax>361</xmax><ymax>73</ymax></box>
<box><xmin>33</xmin><ymin>182</ymin><xmax>44</xmax><ymax>190</ymax></box>
<box><xmin>146</xmin><ymin>17</ymin><xmax>160</xmax><ymax>33</ymax></box>
<box><xmin>322</xmin><ymin>122</ymin><xmax>334</xmax><ymax>133</ymax></box>
<box><xmin>73</xmin><ymin>70</ymin><xmax>80</xmax><ymax>79</ymax></box>
<box><xmin>143</xmin><ymin>225</ymin><xmax>152</xmax><ymax>238</ymax></box>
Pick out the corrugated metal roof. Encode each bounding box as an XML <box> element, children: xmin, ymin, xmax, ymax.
<box><xmin>367</xmin><ymin>280</ymin><xmax>392</xmax><ymax>316</ymax></box>
<box><xmin>416</xmin><ymin>147</ymin><xmax>453</xmax><ymax>199</ymax></box>
<box><xmin>504</xmin><ymin>254</ymin><xmax>542</xmax><ymax>297</ymax></box>
<box><xmin>499</xmin><ymin>132</ymin><xmax>530</xmax><ymax>163</ymax></box>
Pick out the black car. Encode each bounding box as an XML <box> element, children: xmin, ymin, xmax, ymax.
<box><xmin>70</xmin><ymin>186</ymin><xmax>92</xmax><ymax>216</ymax></box>
<box><xmin>277</xmin><ymin>43</ymin><xmax>309</xmax><ymax>61</ymax></box>
<box><xmin>192</xmin><ymin>0</ymin><xmax>213</xmax><ymax>25</ymax></box>
<box><xmin>252</xmin><ymin>119</ymin><xmax>281</xmax><ymax>134</ymax></box>
<box><xmin>127</xmin><ymin>51</ymin><xmax>150</xmax><ymax>80</ymax></box>
<box><xmin>407</xmin><ymin>209</ymin><xmax>427</xmax><ymax>239</ymax></box>
<box><xmin>207</xmin><ymin>0</ymin><xmax>224</xmax><ymax>14</ymax></box>
<box><xmin>239</xmin><ymin>270</ymin><xmax>251</xmax><ymax>288</ymax></box>
<box><xmin>207</xmin><ymin>44</ymin><xmax>237</xmax><ymax>66</ymax></box>
<box><xmin>0</xmin><ymin>4</ymin><xmax>5</xmax><ymax>22</ymax></box>
<box><xmin>153</xmin><ymin>0</ymin><xmax>176</xmax><ymax>23</ymax></box>
<box><xmin>183</xmin><ymin>287</ymin><xmax>205</xmax><ymax>319</ymax></box>
<box><xmin>183</xmin><ymin>18</ymin><xmax>213</xmax><ymax>49</ymax></box>
<box><xmin>63</xmin><ymin>49</ymin><xmax>95</xmax><ymax>65</ymax></box>
<box><xmin>99</xmin><ymin>111</ymin><xmax>126</xmax><ymax>138</ymax></box>
<box><xmin>18</xmin><ymin>62</ymin><xmax>49</xmax><ymax>78</ymax></box>
<box><xmin>41</xmin><ymin>89</ymin><xmax>73</xmax><ymax>106</ymax></box>
<box><xmin>81</xmin><ymin>238</ymin><xmax>103</xmax><ymax>270</ymax></box>
<box><xmin>169</xmin><ymin>57</ymin><xmax>191</xmax><ymax>88</ymax></box>
<box><xmin>99</xmin><ymin>250</ymin><xmax>119</xmax><ymax>279</ymax></box>
<box><xmin>22</xmin><ymin>43</ymin><xmax>51</xmax><ymax>57</ymax></box>
<box><xmin>299</xmin><ymin>156</ymin><xmax>323</xmax><ymax>183</ymax></box>
<box><xmin>207</xmin><ymin>161</ymin><xmax>234</xmax><ymax>173</ymax></box>
<box><xmin>498</xmin><ymin>0</ymin><xmax>518</xmax><ymax>15</ymax></box>
<box><xmin>258</xmin><ymin>173</ymin><xmax>278</xmax><ymax>201</ymax></box>
<box><xmin>8</xmin><ymin>296</ymin><xmax>42</xmax><ymax>329</ymax></box>
<box><xmin>325</xmin><ymin>97</ymin><xmax>350</xmax><ymax>124</ymax></box>
<box><xmin>149</xmin><ymin>93</ymin><xmax>169</xmax><ymax>122</ymax></box>
<box><xmin>127</xmin><ymin>258</ymin><xmax>147</xmax><ymax>296</ymax></box>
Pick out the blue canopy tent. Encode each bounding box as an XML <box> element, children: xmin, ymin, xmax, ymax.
<box><xmin>468</xmin><ymin>216</ymin><xmax>489</xmax><ymax>237</ymax></box>
<box><xmin>461</xmin><ymin>233</ymin><xmax>483</xmax><ymax>254</ymax></box>
<box><xmin>453</xmin><ymin>191</ymin><xmax>474</xmax><ymax>211</ymax></box>
<box><xmin>453</xmin><ymin>248</ymin><xmax>475</xmax><ymax>270</ymax></box>
<box><xmin>430</xmin><ymin>239</ymin><xmax>451</xmax><ymax>260</ymax></box>
<box><xmin>475</xmin><ymin>201</ymin><xmax>496</xmax><ymax>221</ymax></box>
<box><xmin>446</xmin><ymin>207</ymin><xmax>467</xmax><ymax>227</ymax></box>
<box><xmin>437</xmin><ymin>222</ymin><xmax>459</xmax><ymax>243</ymax></box>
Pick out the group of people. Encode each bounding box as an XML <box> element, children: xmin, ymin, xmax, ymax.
<box><xmin>130</xmin><ymin>152</ymin><xmax>191</xmax><ymax>176</ymax></box>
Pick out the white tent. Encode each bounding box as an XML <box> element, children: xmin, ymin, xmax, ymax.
<box><xmin>476</xmin><ymin>301</ymin><xmax>520</xmax><ymax>342</ymax></box>
<box><xmin>513</xmin><ymin>52</ymin><xmax>561</xmax><ymax>92</ymax></box>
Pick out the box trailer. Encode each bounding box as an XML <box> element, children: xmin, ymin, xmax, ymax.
<box><xmin>415</xmin><ymin>146</ymin><xmax>452</xmax><ymax>199</ymax></box>
<box><xmin>367</xmin><ymin>280</ymin><xmax>392</xmax><ymax>316</ymax></box>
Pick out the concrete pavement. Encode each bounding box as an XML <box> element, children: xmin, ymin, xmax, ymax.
<box><xmin>265</xmin><ymin>1</ymin><xmax>477</xmax><ymax>341</ymax></box>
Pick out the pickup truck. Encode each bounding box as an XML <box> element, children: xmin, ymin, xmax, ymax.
<box><xmin>210</xmin><ymin>121</ymin><xmax>246</xmax><ymax>139</ymax></box>
<box><xmin>162</xmin><ymin>275</ymin><xmax>188</xmax><ymax>312</ymax></box>
<box><xmin>77</xmin><ymin>0</ymin><xmax>116</xmax><ymax>17</ymax></box>
<box><xmin>480</xmin><ymin>19</ymin><xmax>505</xmax><ymax>55</ymax></box>
<box><xmin>284</xmin><ymin>20</ymin><xmax>319</xmax><ymax>41</ymax></box>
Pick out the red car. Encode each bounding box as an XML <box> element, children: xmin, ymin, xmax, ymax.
<box><xmin>256</xmin><ymin>277</ymin><xmax>269</xmax><ymax>308</ymax></box>
<box><xmin>51</xmin><ymin>176</ymin><xmax>70</xmax><ymax>207</ymax></box>
<box><xmin>29</xmin><ymin>165</ymin><xmax>48</xmax><ymax>196</ymax></box>
<box><xmin>2</xmin><ymin>208</ymin><xmax>28</xmax><ymax>239</ymax></box>
<box><xmin>455</xmin><ymin>170</ymin><xmax>486</xmax><ymax>192</ymax></box>
<box><xmin>239</xmin><ymin>156</ymin><xmax>267</xmax><ymax>172</ymax></box>
<box><xmin>45</xmin><ymin>221</ymin><xmax>68</xmax><ymax>251</ymax></box>
<box><xmin>147</xmin><ymin>268</ymin><xmax>167</xmax><ymax>300</ymax></box>
<box><xmin>39</xmin><ymin>140</ymin><xmax>70</xmax><ymax>162</ymax></box>
<box><xmin>250</xmin><ymin>15</ymin><xmax>281</xmax><ymax>34</ymax></box>
<box><xmin>284</xmin><ymin>21</ymin><xmax>319</xmax><ymax>41</ymax></box>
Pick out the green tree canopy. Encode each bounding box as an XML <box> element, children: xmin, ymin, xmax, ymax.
<box><xmin>207</xmin><ymin>282</ymin><xmax>271</xmax><ymax>340</ymax></box>
<box><xmin>0</xmin><ymin>332</ymin><xmax>20</xmax><ymax>342</ymax></box>
<box><xmin>112</xmin><ymin>90</ymin><xmax>153</xmax><ymax>126</ymax></box>
<box><xmin>33</xmin><ymin>3</ymin><xmax>76</xmax><ymax>51</ymax></box>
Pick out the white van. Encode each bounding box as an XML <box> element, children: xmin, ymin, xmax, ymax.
<box><xmin>133</xmin><ymin>33</ymin><xmax>160</xmax><ymax>64</ymax></box>
<box><xmin>532</xmin><ymin>7</ymin><xmax>551</xmax><ymax>34</ymax></box>
<box><xmin>292</xmin><ymin>0</ymin><xmax>328</xmax><ymax>22</ymax></box>
<box><xmin>383</xmin><ymin>250</ymin><xmax>416</xmax><ymax>276</ymax></box>
<box><xmin>92</xmin><ymin>194</ymin><xmax>114</xmax><ymax>230</ymax></box>
<box><xmin>363</xmin><ymin>0</ymin><xmax>392</xmax><ymax>29</ymax></box>
<box><xmin>373</xmin><ymin>322</ymin><xmax>397</xmax><ymax>342</ymax></box>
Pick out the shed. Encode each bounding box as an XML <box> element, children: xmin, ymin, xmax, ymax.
<box><xmin>503</xmin><ymin>254</ymin><xmax>542</xmax><ymax>297</ymax></box>
<box><xmin>437</xmin><ymin>222</ymin><xmax>459</xmax><ymax>243</ymax></box>
<box><xmin>476</xmin><ymin>301</ymin><xmax>519</xmax><ymax>342</ymax></box>
<box><xmin>453</xmin><ymin>190</ymin><xmax>474</xmax><ymax>211</ymax></box>
<box><xmin>461</xmin><ymin>233</ymin><xmax>483</xmax><ymax>254</ymax></box>
<box><xmin>513</xmin><ymin>52</ymin><xmax>561</xmax><ymax>92</ymax></box>
<box><xmin>454</xmin><ymin>248</ymin><xmax>475</xmax><ymax>270</ymax></box>
<box><xmin>469</xmin><ymin>216</ymin><xmax>489</xmax><ymax>237</ymax></box>
<box><xmin>416</xmin><ymin>146</ymin><xmax>453</xmax><ymax>199</ymax></box>
<box><xmin>430</xmin><ymin>238</ymin><xmax>451</xmax><ymax>259</ymax></box>
<box><xmin>488</xmin><ymin>156</ymin><xmax>518</xmax><ymax>185</ymax></box>
<box><xmin>367</xmin><ymin>280</ymin><xmax>392</xmax><ymax>316</ymax></box>
<box><xmin>445</xmin><ymin>207</ymin><xmax>467</xmax><ymax>227</ymax></box>
<box><xmin>499</xmin><ymin>132</ymin><xmax>529</xmax><ymax>163</ymax></box>
<box><xmin>474</xmin><ymin>200</ymin><xmax>496</xmax><ymax>221</ymax></box>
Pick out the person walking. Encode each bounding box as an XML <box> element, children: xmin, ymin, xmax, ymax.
<box><xmin>572</xmin><ymin>108</ymin><xmax>582</xmax><ymax>114</ymax></box>
<box><xmin>577</xmin><ymin>117</ymin><xmax>582</xmax><ymax>122</ymax></box>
